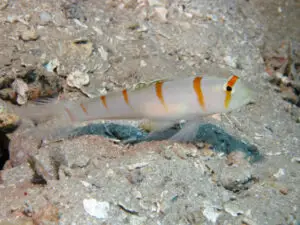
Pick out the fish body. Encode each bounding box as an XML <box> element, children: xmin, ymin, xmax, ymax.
<box><xmin>15</xmin><ymin>74</ymin><xmax>253</xmax><ymax>141</ymax></box>
<box><xmin>63</xmin><ymin>75</ymin><xmax>252</xmax><ymax>123</ymax></box>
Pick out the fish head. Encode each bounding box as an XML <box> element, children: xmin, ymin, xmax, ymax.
<box><xmin>223</xmin><ymin>75</ymin><xmax>254</xmax><ymax>111</ymax></box>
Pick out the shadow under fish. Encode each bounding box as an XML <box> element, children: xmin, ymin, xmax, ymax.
<box><xmin>69</xmin><ymin>122</ymin><xmax>261</xmax><ymax>162</ymax></box>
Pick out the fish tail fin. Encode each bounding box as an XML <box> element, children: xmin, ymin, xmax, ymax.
<box><xmin>12</xmin><ymin>97</ymin><xmax>78</xmax><ymax>142</ymax></box>
<box><xmin>13</xmin><ymin>97</ymin><xmax>73</xmax><ymax>125</ymax></box>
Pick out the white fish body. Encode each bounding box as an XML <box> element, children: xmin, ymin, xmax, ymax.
<box><xmin>17</xmin><ymin>75</ymin><xmax>253</xmax><ymax>141</ymax></box>
<box><xmin>63</xmin><ymin>75</ymin><xmax>252</xmax><ymax>123</ymax></box>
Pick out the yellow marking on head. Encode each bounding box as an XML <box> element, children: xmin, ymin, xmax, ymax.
<box><xmin>80</xmin><ymin>103</ymin><xmax>88</xmax><ymax>115</ymax></box>
<box><xmin>193</xmin><ymin>76</ymin><xmax>205</xmax><ymax>110</ymax></box>
<box><xmin>155</xmin><ymin>81</ymin><xmax>168</xmax><ymax>111</ymax></box>
<box><xmin>100</xmin><ymin>95</ymin><xmax>108</xmax><ymax>109</ymax></box>
<box><xmin>224</xmin><ymin>75</ymin><xmax>239</xmax><ymax>108</ymax></box>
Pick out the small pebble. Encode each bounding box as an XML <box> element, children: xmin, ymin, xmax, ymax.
<box><xmin>291</xmin><ymin>157</ymin><xmax>300</xmax><ymax>163</ymax></box>
<box><xmin>20</xmin><ymin>29</ymin><xmax>40</xmax><ymax>41</ymax></box>
<box><xmin>132</xmin><ymin>189</ymin><xmax>142</xmax><ymax>199</ymax></box>
<box><xmin>43</xmin><ymin>58</ymin><xmax>60</xmax><ymax>72</ymax></box>
<box><xmin>224</xmin><ymin>202</ymin><xmax>244</xmax><ymax>216</ymax></box>
<box><xmin>152</xmin><ymin>7</ymin><xmax>168</xmax><ymax>22</ymax></box>
<box><xmin>83</xmin><ymin>199</ymin><xmax>110</xmax><ymax>219</ymax></box>
<box><xmin>226</xmin><ymin>151</ymin><xmax>249</xmax><ymax>166</ymax></box>
<box><xmin>98</xmin><ymin>46</ymin><xmax>108</xmax><ymax>61</ymax></box>
<box><xmin>241</xmin><ymin>217</ymin><xmax>258</xmax><ymax>225</ymax></box>
<box><xmin>11</xmin><ymin>79</ymin><xmax>29</xmax><ymax>105</ymax></box>
<box><xmin>279</xmin><ymin>188</ymin><xmax>288</xmax><ymax>195</ymax></box>
<box><xmin>67</xmin><ymin>71</ymin><xmax>90</xmax><ymax>89</ymax></box>
<box><xmin>223</xmin><ymin>55</ymin><xmax>237</xmax><ymax>68</ymax></box>
<box><xmin>39</xmin><ymin>11</ymin><xmax>52</xmax><ymax>25</ymax></box>
<box><xmin>220</xmin><ymin>164</ymin><xmax>253</xmax><ymax>192</ymax></box>
<box><xmin>200</xmin><ymin>147</ymin><xmax>215</xmax><ymax>157</ymax></box>
<box><xmin>140</xmin><ymin>60</ymin><xmax>147</xmax><ymax>67</ymax></box>
<box><xmin>126</xmin><ymin>162</ymin><xmax>149</xmax><ymax>171</ymax></box>
<box><xmin>273</xmin><ymin>168</ymin><xmax>285</xmax><ymax>179</ymax></box>
<box><xmin>202</xmin><ymin>203</ymin><xmax>221</xmax><ymax>223</ymax></box>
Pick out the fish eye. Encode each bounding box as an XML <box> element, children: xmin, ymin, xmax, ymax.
<box><xmin>223</xmin><ymin>83</ymin><xmax>235</xmax><ymax>93</ymax></box>
<box><xmin>226</xmin><ymin>86</ymin><xmax>232</xmax><ymax>91</ymax></box>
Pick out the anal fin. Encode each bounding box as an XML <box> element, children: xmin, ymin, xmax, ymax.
<box><xmin>140</xmin><ymin>120</ymin><xmax>179</xmax><ymax>141</ymax></box>
<box><xmin>169</xmin><ymin>120</ymin><xmax>202</xmax><ymax>143</ymax></box>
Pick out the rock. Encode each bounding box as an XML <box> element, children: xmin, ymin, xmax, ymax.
<box><xmin>64</xmin><ymin>39</ymin><xmax>94</xmax><ymax>59</ymax></box>
<box><xmin>9</xmin><ymin>131</ymin><xmax>40</xmax><ymax>167</ymax></box>
<box><xmin>43</xmin><ymin>59</ymin><xmax>60</xmax><ymax>73</ymax></box>
<box><xmin>281</xmin><ymin>87</ymin><xmax>299</xmax><ymax>105</ymax></box>
<box><xmin>0</xmin><ymin>54</ymin><xmax>12</xmax><ymax>67</ymax></box>
<box><xmin>0</xmin><ymin>113</ymin><xmax>19</xmax><ymax>133</ymax></box>
<box><xmin>202</xmin><ymin>201</ymin><xmax>221</xmax><ymax>223</ymax></box>
<box><xmin>32</xmin><ymin>204</ymin><xmax>60</xmax><ymax>224</ymax></box>
<box><xmin>83</xmin><ymin>199</ymin><xmax>110</xmax><ymax>219</ymax></box>
<box><xmin>152</xmin><ymin>7</ymin><xmax>168</xmax><ymax>22</ymax></box>
<box><xmin>132</xmin><ymin>189</ymin><xmax>142</xmax><ymax>199</ymax></box>
<box><xmin>279</xmin><ymin>188</ymin><xmax>288</xmax><ymax>195</ymax></box>
<box><xmin>0</xmin><ymin>0</ymin><xmax>8</xmax><ymax>10</ymax></box>
<box><xmin>98</xmin><ymin>46</ymin><xmax>109</xmax><ymax>61</ymax></box>
<box><xmin>223</xmin><ymin>55</ymin><xmax>238</xmax><ymax>68</ymax></box>
<box><xmin>66</xmin><ymin>71</ymin><xmax>90</xmax><ymax>89</ymax></box>
<box><xmin>52</xmin><ymin>12</ymin><xmax>67</xmax><ymax>26</ymax></box>
<box><xmin>11</xmin><ymin>79</ymin><xmax>29</xmax><ymax>105</ymax></box>
<box><xmin>0</xmin><ymin>88</ymin><xmax>16</xmax><ymax>103</ymax></box>
<box><xmin>241</xmin><ymin>217</ymin><xmax>258</xmax><ymax>225</ymax></box>
<box><xmin>39</xmin><ymin>12</ymin><xmax>52</xmax><ymax>25</ymax></box>
<box><xmin>220</xmin><ymin>164</ymin><xmax>253</xmax><ymax>192</ymax></box>
<box><xmin>20</xmin><ymin>30</ymin><xmax>39</xmax><ymax>41</ymax></box>
<box><xmin>273</xmin><ymin>168</ymin><xmax>285</xmax><ymax>179</ymax></box>
<box><xmin>140</xmin><ymin>60</ymin><xmax>147</xmax><ymax>67</ymax></box>
<box><xmin>226</xmin><ymin>151</ymin><xmax>250</xmax><ymax>166</ymax></box>
<box><xmin>0</xmin><ymin>99</ymin><xmax>20</xmax><ymax>132</ymax></box>
<box><xmin>126</xmin><ymin>169</ymin><xmax>144</xmax><ymax>184</ymax></box>
<box><xmin>291</xmin><ymin>157</ymin><xmax>300</xmax><ymax>163</ymax></box>
<box><xmin>224</xmin><ymin>202</ymin><xmax>244</xmax><ymax>216</ymax></box>
<box><xmin>126</xmin><ymin>162</ymin><xmax>149</xmax><ymax>171</ymax></box>
<box><xmin>62</xmin><ymin>2</ymin><xmax>86</xmax><ymax>22</ymax></box>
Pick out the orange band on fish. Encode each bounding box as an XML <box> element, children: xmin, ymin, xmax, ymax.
<box><xmin>80</xmin><ymin>103</ymin><xmax>88</xmax><ymax>115</ymax></box>
<box><xmin>122</xmin><ymin>89</ymin><xmax>130</xmax><ymax>105</ymax></box>
<box><xmin>21</xmin><ymin>75</ymin><xmax>251</xmax><ymax>126</ymax></box>
<box><xmin>193</xmin><ymin>76</ymin><xmax>205</xmax><ymax>110</ymax></box>
<box><xmin>100</xmin><ymin>95</ymin><xmax>108</xmax><ymax>109</ymax></box>
<box><xmin>155</xmin><ymin>81</ymin><xmax>168</xmax><ymax>111</ymax></box>
<box><xmin>224</xmin><ymin>75</ymin><xmax>239</xmax><ymax>108</ymax></box>
<box><xmin>64</xmin><ymin>107</ymin><xmax>75</xmax><ymax>122</ymax></box>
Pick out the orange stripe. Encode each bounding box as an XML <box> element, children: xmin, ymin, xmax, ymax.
<box><xmin>224</xmin><ymin>75</ymin><xmax>239</xmax><ymax>108</ymax></box>
<box><xmin>227</xmin><ymin>75</ymin><xmax>239</xmax><ymax>88</ymax></box>
<box><xmin>122</xmin><ymin>89</ymin><xmax>130</xmax><ymax>105</ymax></box>
<box><xmin>64</xmin><ymin>107</ymin><xmax>75</xmax><ymax>122</ymax></box>
<box><xmin>80</xmin><ymin>103</ymin><xmax>88</xmax><ymax>115</ymax></box>
<box><xmin>193</xmin><ymin>77</ymin><xmax>205</xmax><ymax>110</ymax></box>
<box><xmin>155</xmin><ymin>81</ymin><xmax>168</xmax><ymax>111</ymax></box>
<box><xmin>100</xmin><ymin>95</ymin><xmax>108</xmax><ymax>109</ymax></box>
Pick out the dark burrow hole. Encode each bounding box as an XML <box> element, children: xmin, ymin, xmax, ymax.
<box><xmin>0</xmin><ymin>132</ymin><xmax>10</xmax><ymax>170</ymax></box>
